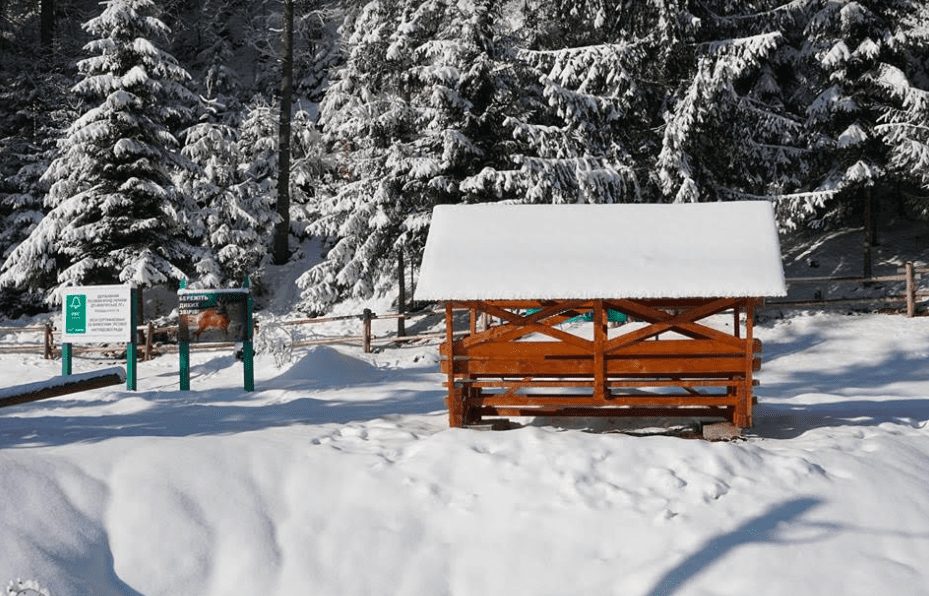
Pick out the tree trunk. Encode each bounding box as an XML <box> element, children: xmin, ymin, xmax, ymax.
<box><xmin>272</xmin><ymin>0</ymin><xmax>295</xmax><ymax>265</ymax></box>
<box><xmin>397</xmin><ymin>251</ymin><xmax>406</xmax><ymax>336</ymax></box>
<box><xmin>863</xmin><ymin>187</ymin><xmax>873</xmax><ymax>279</ymax></box>
<box><xmin>40</xmin><ymin>0</ymin><xmax>55</xmax><ymax>54</ymax></box>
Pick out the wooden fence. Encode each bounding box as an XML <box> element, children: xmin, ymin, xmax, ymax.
<box><xmin>768</xmin><ymin>261</ymin><xmax>926</xmax><ymax>316</ymax></box>
<box><xmin>0</xmin><ymin>306</ymin><xmax>454</xmax><ymax>360</ymax></box>
<box><xmin>0</xmin><ymin>261</ymin><xmax>925</xmax><ymax>361</ymax></box>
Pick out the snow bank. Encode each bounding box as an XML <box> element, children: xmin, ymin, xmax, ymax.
<box><xmin>415</xmin><ymin>202</ymin><xmax>787</xmax><ymax>300</ymax></box>
<box><xmin>1</xmin><ymin>313</ymin><xmax>928</xmax><ymax>594</ymax></box>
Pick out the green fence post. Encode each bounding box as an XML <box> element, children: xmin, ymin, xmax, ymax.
<box><xmin>179</xmin><ymin>278</ymin><xmax>190</xmax><ymax>391</ymax></box>
<box><xmin>61</xmin><ymin>343</ymin><xmax>72</xmax><ymax>376</ymax></box>
<box><xmin>243</xmin><ymin>275</ymin><xmax>255</xmax><ymax>392</ymax></box>
<box><xmin>126</xmin><ymin>286</ymin><xmax>138</xmax><ymax>390</ymax></box>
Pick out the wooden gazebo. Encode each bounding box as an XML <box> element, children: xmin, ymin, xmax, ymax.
<box><xmin>414</xmin><ymin>202</ymin><xmax>786</xmax><ymax>429</ymax></box>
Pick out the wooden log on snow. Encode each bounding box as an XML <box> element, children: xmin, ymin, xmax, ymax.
<box><xmin>0</xmin><ymin>366</ymin><xmax>126</xmax><ymax>409</ymax></box>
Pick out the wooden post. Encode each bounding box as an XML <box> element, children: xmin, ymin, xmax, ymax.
<box><xmin>397</xmin><ymin>251</ymin><xmax>406</xmax><ymax>337</ymax></box>
<box><xmin>145</xmin><ymin>321</ymin><xmax>154</xmax><ymax>361</ymax></box>
<box><xmin>362</xmin><ymin>308</ymin><xmax>373</xmax><ymax>353</ymax></box>
<box><xmin>733</xmin><ymin>306</ymin><xmax>740</xmax><ymax>338</ymax></box>
<box><xmin>445</xmin><ymin>303</ymin><xmax>462</xmax><ymax>427</ymax></box>
<box><xmin>906</xmin><ymin>261</ymin><xmax>916</xmax><ymax>318</ymax></box>
<box><xmin>469</xmin><ymin>308</ymin><xmax>477</xmax><ymax>336</ymax></box>
<box><xmin>43</xmin><ymin>322</ymin><xmax>53</xmax><ymax>359</ymax></box>
<box><xmin>481</xmin><ymin>311</ymin><xmax>491</xmax><ymax>331</ymax></box>
<box><xmin>593</xmin><ymin>300</ymin><xmax>607</xmax><ymax>402</ymax></box>
<box><xmin>736</xmin><ymin>299</ymin><xmax>756</xmax><ymax>428</ymax></box>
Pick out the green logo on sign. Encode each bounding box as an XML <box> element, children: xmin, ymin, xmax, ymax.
<box><xmin>66</xmin><ymin>295</ymin><xmax>87</xmax><ymax>334</ymax></box>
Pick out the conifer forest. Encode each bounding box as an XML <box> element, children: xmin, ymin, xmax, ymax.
<box><xmin>1</xmin><ymin>0</ymin><xmax>928</xmax><ymax>314</ymax></box>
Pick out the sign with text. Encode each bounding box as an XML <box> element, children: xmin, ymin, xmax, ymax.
<box><xmin>178</xmin><ymin>289</ymin><xmax>249</xmax><ymax>343</ymax></box>
<box><xmin>61</xmin><ymin>285</ymin><xmax>133</xmax><ymax>344</ymax></box>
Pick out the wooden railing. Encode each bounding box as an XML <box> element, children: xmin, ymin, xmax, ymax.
<box><xmin>0</xmin><ymin>306</ymin><xmax>452</xmax><ymax>360</ymax></box>
<box><xmin>767</xmin><ymin>261</ymin><xmax>927</xmax><ymax>316</ymax></box>
<box><xmin>2</xmin><ymin>261</ymin><xmax>926</xmax><ymax>361</ymax></box>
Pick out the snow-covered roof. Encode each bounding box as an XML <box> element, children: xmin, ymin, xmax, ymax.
<box><xmin>414</xmin><ymin>202</ymin><xmax>786</xmax><ymax>300</ymax></box>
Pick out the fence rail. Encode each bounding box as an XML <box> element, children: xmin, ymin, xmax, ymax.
<box><xmin>0</xmin><ymin>262</ymin><xmax>925</xmax><ymax>361</ymax></box>
<box><xmin>768</xmin><ymin>261</ymin><xmax>925</xmax><ymax>316</ymax></box>
<box><xmin>0</xmin><ymin>305</ymin><xmax>447</xmax><ymax>360</ymax></box>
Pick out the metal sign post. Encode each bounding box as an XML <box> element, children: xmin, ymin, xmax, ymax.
<box><xmin>61</xmin><ymin>292</ymin><xmax>83</xmax><ymax>376</ymax></box>
<box><xmin>127</xmin><ymin>288</ymin><xmax>138</xmax><ymax>390</ymax></box>
<box><xmin>179</xmin><ymin>279</ymin><xmax>190</xmax><ymax>391</ymax></box>
<box><xmin>61</xmin><ymin>343</ymin><xmax>72</xmax><ymax>376</ymax></box>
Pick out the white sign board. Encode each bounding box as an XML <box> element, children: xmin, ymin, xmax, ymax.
<box><xmin>61</xmin><ymin>285</ymin><xmax>133</xmax><ymax>344</ymax></box>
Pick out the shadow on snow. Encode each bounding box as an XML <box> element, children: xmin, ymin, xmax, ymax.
<box><xmin>0</xmin><ymin>346</ymin><xmax>446</xmax><ymax>449</ymax></box>
<box><xmin>3</xmin><ymin>316</ymin><xmax>929</xmax><ymax>446</ymax></box>
<box><xmin>646</xmin><ymin>497</ymin><xmax>823</xmax><ymax>596</ymax></box>
<box><xmin>753</xmin><ymin>317</ymin><xmax>929</xmax><ymax>439</ymax></box>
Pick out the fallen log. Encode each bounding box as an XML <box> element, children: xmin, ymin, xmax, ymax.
<box><xmin>0</xmin><ymin>366</ymin><xmax>126</xmax><ymax>408</ymax></box>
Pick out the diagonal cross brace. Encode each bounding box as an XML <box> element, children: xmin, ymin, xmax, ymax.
<box><xmin>603</xmin><ymin>298</ymin><xmax>744</xmax><ymax>354</ymax></box>
<box><xmin>459</xmin><ymin>301</ymin><xmax>593</xmax><ymax>351</ymax></box>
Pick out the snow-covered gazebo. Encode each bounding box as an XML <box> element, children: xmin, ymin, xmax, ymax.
<box><xmin>414</xmin><ymin>201</ymin><xmax>786</xmax><ymax>429</ymax></box>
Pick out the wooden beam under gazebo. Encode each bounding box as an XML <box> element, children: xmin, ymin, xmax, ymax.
<box><xmin>414</xmin><ymin>202</ymin><xmax>786</xmax><ymax>429</ymax></box>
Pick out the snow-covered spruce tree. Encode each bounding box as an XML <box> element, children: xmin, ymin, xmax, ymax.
<box><xmin>295</xmin><ymin>3</ymin><xmax>346</xmax><ymax>105</ymax></box>
<box><xmin>179</xmin><ymin>97</ymin><xmax>325</xmax><ymax>288</ymax></box>
<box><xmin>0</xmin><ymin>79</ymin><xmax>50</xmax><ymax>262</ymax></box>
<box><xmin>237</xmin><ymin>0</ymin><xmax>344</xmax><ymax>102</ymax></box>
<box><xmin>655</xmin><ymin>2</ymin><xmax>816</xmax><ymax>209</ymax></box>
<box><xmin>299</xmin><ymin>0</ymin><xmax>515</xmax><ymax>312</ymax></box>
<box><xmin>196</xmin><ymin>0</ymin><xmax>246</xmax><ymax>115</ymax></box>
<box><xmin>0</xmin><ymin>78</ymin><xmax>53</xmax><ymax>314</ymax></box>
<box><xmin>0</xmin><ymin>0</ymin><xmax>199</xmax><ymax>302</ymax></box>
<box><xmin>796</xmin><ymin>0</ymin><xmax>929</xmax><ymax>225</ymax></box>
<box><xmin>235</xmin><ymin>99</ymin><xmax>328</xmax><ymax>263</ymax></box>
<box><xmin>0</xmin><ymin>68</ymin><xmax>76</xmax><ymax>263</ymax></box>
<box><xmin>0</xmin><ymin>1</ymin><xmax>82</xmax><ymax>313</ymax></box>
<box><xmin>465</xmin><ymin>0</ymin><xmax>699</xmax><ymax>205</ymax></box>
<box><xmin>177</xmin><ymin>116</ymin><xmax>243</xmax><ymax>288</ymax></box>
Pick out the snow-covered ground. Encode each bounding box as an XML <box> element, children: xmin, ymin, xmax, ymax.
<box><xmin>1</xmin><ymin>312</ymin><xmax>928</xmax><ymax>595</ymax></box>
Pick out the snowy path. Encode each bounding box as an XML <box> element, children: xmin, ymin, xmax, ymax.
<box><xmin>1</xmin><ymin>313</ymin><xmax>928</xmax><ymax>595</ymax></box>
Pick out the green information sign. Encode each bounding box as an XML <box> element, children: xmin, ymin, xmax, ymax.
<box><xmin>65</xmin><ymin>294</ymin><xmax>87</xmax><ymax>334</ymax></box>
<box><xmin>59</xmin><ymin>284</ymin><xmax>136</xmax><ymax>390</ymax></box>
<box><xmin>177</xmin><ymin>277</ymin><xmax>254</xmax><ymax>392</ymax></box>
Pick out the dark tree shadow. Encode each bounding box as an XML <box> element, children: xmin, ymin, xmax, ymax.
<box><xmin>750</xmin><ymin>317</ymin><xmax>929</xmax><ymax>438</ymax></box>
<box><xmin>753</xmin><ymin>399</ymin><xmax>929</xmax><ymax>439</ymax></box>
<box><xmin>646</xmin><ymin>497</ymin><xmax>823</xmax><ymax>596</ymax></box>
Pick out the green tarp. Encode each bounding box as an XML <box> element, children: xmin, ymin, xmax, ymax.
<box><xmin>525</xmin><ymin>308</ymin><xmax>628</xmax><ymax>324</ymax></box>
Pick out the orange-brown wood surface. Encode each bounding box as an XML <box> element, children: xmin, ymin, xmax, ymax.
<box><xmin>440</xmin><ymin>298</ymin><xmax>764</xmax><ymax>429</ymax></box>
